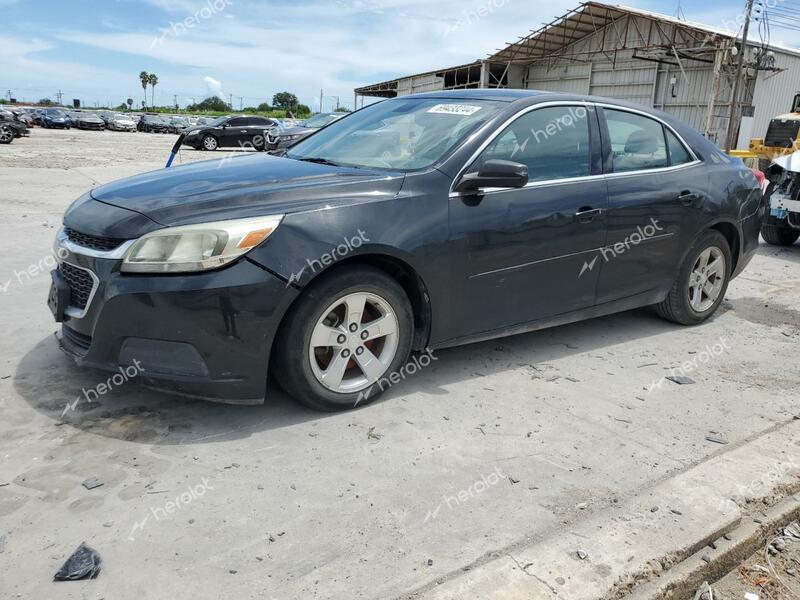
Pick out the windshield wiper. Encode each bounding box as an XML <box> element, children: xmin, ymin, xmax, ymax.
<box><xmin>294</xmin><ymin>156</ymin><xmax>343</xmax><ymax>167</ymax></box>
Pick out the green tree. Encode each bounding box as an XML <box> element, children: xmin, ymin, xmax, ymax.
<box><xmin>148</xmin><ymin>73</ymin><xmax>159</xmax><ymax>108</ymax></box>
<box><xmin>188</xmin><ymin>96</ymin><xmax>230</xmax><ymax>112</ymax></box>
<box><xmin>295</xmin><ymin>103</ymin><xmax>311</xmax><ymax>116</ymax></box>
<box><xmin>139</xmin><ymin>71</ymin><xmax>150</xmax><ymax>109</ymax></box>
<box><xmin>272</xmin><ymin>92</ymin><xmax>298</xmax><ymax>111</ymax></box>
<box><xmin>334</xmin><ymin>107</ymin><xmax>351</xmax><ymax>113</ymax></box>
<box><xmin>38</xmin><ymin>98</ymin><xmax>53</xmax><ymax>106</ymax></box>
<box><xmin>126</xmin><ymin>98</ymin><xmax>134</xmax><ymax>110</ymax></box>
<box><xmin>256</xmin><ymin>102</ymin><xmax>272</xmax><ymax>112</ymax></box>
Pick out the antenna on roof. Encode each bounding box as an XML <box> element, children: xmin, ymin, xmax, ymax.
<box><xmin>675</xmin><ymin>0</ymin><xmax>686</xmax><ymax>21</ymax></box>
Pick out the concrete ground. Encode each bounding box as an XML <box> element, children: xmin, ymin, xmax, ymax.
<box><xmin>1</xmin><ymin>127</ymin><xmax>799</xmax><ymax>600</ymax></box>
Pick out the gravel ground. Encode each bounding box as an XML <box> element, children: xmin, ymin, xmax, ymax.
<box><xmin>1</xmin><ymin>127</ymin><xmax>800</xmax><ymax>600</ymax></box>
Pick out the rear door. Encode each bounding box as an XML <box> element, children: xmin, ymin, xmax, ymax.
<box><xmin>447</xmin><ymin>103</ymin><xmax>609</xmax><ymax>336</ymax></box>
<box><xmin>596</xmin><ymin>106</ymin><xmax>705</xmax><ymax>303</ymax></box>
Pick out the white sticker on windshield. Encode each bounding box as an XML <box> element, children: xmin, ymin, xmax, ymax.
<box><xmin>427</xmin><ymin>104</ymin><xmax>483</xmax><ymax>116</ymax></box>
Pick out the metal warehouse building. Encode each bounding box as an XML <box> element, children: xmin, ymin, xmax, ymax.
<box><xmin>354</xmin><ymin>2</ymin><xmax>800</xmax><ymax>149</ymax></box>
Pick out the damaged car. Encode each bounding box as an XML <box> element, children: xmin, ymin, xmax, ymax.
<box><xmin>49</xmin><ymin>90</ymin><xmax>764</xmax><ymax>411</ymax></box>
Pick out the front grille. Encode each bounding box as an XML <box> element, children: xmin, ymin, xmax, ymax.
<box><xmin>61</xmin><ymin>325</ymin><xmax>92</xmax><ymax>355</ymax></box>
<box><xmin>65</xmin><ymin>227</ymin><xmax>125</xmax><ymax>252</ymax></box>
<box><xmin>764</xmin><ymin>119</ymin><xmax>800</xmax><ymax>148</ymax></box>
<box><xmin>59</xmin><ymin>263</ymin><xmax>95</xmax><ymax>310</ymax></box>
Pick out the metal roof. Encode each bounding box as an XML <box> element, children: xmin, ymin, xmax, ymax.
<box><xmin>489</xmin><ymin>1</ymin><xmax>800</xmax><ymax>62</ymax></box>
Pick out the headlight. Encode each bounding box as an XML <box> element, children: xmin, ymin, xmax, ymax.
<box><xmin>283</xmin><ymin>134</ymin><xmax>303</xmax><ymax>141</ymax></box>
<box><xmin>121</xmin><ymin>214</ymin><xmax>283</xmax><ymax>273</ymax></box>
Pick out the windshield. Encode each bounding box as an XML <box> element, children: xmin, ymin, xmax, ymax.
<box><xmin>286</xmin><ymin>98</ymin><xmax>505</xmax><ymax>171</ymax></box>
<box><xmin>207</xmin><ymin>116</ymin><xmax>228</xmax><ymax>127</ymax></box>
<box><xmin>45</xmin><ymin>109</ymin><xmax>65</xmax><ymax>116</ymax></box>
<box><xmin>305</xmin><ymin>113</ymin><xmax>341</xmax><ymax>128</ymax></box>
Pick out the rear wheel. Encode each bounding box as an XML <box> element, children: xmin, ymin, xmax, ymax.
<box><xmin>655</xmin><ymin>230</ymin><xmax>732</xmax><ymax>325</ymax></box>
<box><xmin>274</xmin><ymin>266</ymin><xmax>414</xmax><ymax>411</ymax></box>
<box><xmin>761</xmin><ymin>215</ymin><xmax>800</xmax><ymax>246</ymax></box>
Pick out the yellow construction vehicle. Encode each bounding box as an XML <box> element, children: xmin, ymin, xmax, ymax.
<box><xmin>731</xmin><ymin>92</ymin><xmax>800</xmax><ymax>164</ymax></box>
<box><xmin>731</xmin><ymin>93</ymin><xmax>800</xmax><ymax>247</ymax></box>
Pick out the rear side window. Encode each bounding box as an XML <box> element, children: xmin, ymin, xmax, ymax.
<box><xmin>605</xmin><ymin>109</ymin><xmax>668</xmax><ymax>173</ymax></box>
<box><xmin>478</xmin><ymin>106</ymin><xmax>591</xmax><ymax>182</ymax></box>
<box><xmin>666</xmin><ymin>129</ymin><xmax>694</xmax><ymax>165</ymax></box>
<box><xmin>228</xmin><ymin>118</ymin><xmax>248</xmax><ymax>127</ymax></box>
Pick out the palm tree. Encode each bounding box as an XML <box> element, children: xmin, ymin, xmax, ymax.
<box><xmin>148</xmin><ymin>73</ymin><xmax>159</xmax><ymax>110</ymax></box>
<box><xmin>139</xmin><ymin>71</ymin><xmax>149</xmax><ymax>110</ymax></box>
<box><xmin>126</xmin><ymin>98</ymin><xmax>133</xmax><ymax>110</ymax></box>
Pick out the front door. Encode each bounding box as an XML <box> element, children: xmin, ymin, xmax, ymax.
<box><xmin>447</xmin><ymin>103</ymin><xmax>609</xmax><ymax>338</ymax></box>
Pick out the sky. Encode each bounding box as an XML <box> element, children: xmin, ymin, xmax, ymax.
<box><xmin>2</xmin><ymin>0</ymin><xmax>799</xmax><ymax>112</ymax></box>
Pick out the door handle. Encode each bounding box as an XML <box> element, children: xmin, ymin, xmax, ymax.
<box><xmin>575</xmin><ymin>207</ymin><xmax>604</xmax><ymax>223</ymax></box>
<box><xmin>678</xmin><ymin>190</ymin><xmax>699</xmax><ymax>206</ymax></box>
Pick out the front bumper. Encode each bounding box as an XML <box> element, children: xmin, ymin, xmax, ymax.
<box><xmin>51</xmin><ymin>231</ymin><xmax>298</xmax><ymax>403</ymax></box>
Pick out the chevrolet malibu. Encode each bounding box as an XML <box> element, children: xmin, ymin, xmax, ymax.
<box><xmin>49</xmin><ymin>90</ymin><xmax>764</xmax><ymax>411</ymax></box>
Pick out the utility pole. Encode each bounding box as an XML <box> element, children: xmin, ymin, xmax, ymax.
<box><xmin>725</xmin><ymin>0</ymin><xmax>754</xmax><ymax>152</ymax></box>
<box><xmin>56</xmin><ymin>90</ymin><xmax>63</xmax><ymax>105</ymax></box>
<box><xmin>239</xmin><ymin>96</ymin><xmax>243</xmax><ymax>111</ymax></box>
<box><xmin>229</xmin><ymin>93</ymin><xmax>233</xmax><ymax>110</ymax></box>
<box><xmin>320</xmin><ymin>89</ymin><xmax>324</xmax><ymax>113</ymax></box>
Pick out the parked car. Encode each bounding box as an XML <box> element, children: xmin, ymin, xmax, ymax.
<box><xmin>265</xmin><ymin>112</ymin><xmax>345</xmax><ymax>154</ymax></box>
<box><xmin>105</xmin><ymin>113</ymin><xmax>137</xmax><ymax>132</ymax></box>
<box><xmin>0</xmin><ymin>110</ymin><xmax>28</xmax><ymax>142</ymax></box>
<box><xmin>181</xmin><ymin>115</ymin><xmax>278</xmax><ymax>150</ymax></box>
<box><xmin>71</xmin><ymin>112</ymin><xmax>105</xmax><ymax>130</ymax></box>
<box><xmin>8</xmin><ymin>108</ymin><xmax>35</xmax><ymax>128</ymax></box>
<box><xmin>165</xmin><ymin>116</ymin><xmax>189</xmax><ymax>134</ymax></box>
<box><xmin>138</xmin><ymin>114</ymin><xmax>170</xmax><ymax>133</ymax></box>
<box><xmin>49</xmin><ymin>90</ymin><xmax>763</xmax><ymax>411</ymax></box>
<box><xmin>41</xmin><ymin>108</ymin><xmax>72</xmax><ymax>129</ymax></box>
<box><xmin>30</xmin><ymin>109</ymin><xmax>47</xmax><ymax>126</ymax></box>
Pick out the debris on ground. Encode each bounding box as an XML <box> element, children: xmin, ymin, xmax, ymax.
<box><xmin>0</xmin><ymin>534</ymin><xmax>5</xmax><ymax>553</ymax></box>
<box><xmin>692</xmin><ymin>580</ymin><xmax>714</xmax><ymax>600</ymax></box>
<box><xmin>53</xmin><ymin>542</ymin><xmax>102</xmax><ymax>581</ymax></box>
<box><xmin>705</xmin><ymin>434</ymin><xmax>730</xmax><ymax>445</ymax></box>
<box><xmin>577</xmin><ymin>550</ymin><xmax>588</xmax><ymax>560</ymax></box>
<box><xmin>367</xmin><ymin>427</ymin><xmax>383</xmax><ymax>440</ymax></box>
<box><xmin>667</xmin><ymin>375</ymin><xmax>696</xmax><ymax>385</ymax></box>
<box><xmin>81</xmin><ymin>477</ymin><xmax>103</xmax><ymax>490</ymax></box>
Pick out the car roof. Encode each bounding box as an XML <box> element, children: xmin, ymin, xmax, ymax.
<box><xmin>404</xmin><ymin>89</ymin><xmax>552</xmax><ymax>102</ymax></box>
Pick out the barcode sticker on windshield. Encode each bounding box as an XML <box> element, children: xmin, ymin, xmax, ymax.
<box><xmin>427</xmin><ymin>104</ymin><xmax>482</xmax><ymax>116</ymax></box>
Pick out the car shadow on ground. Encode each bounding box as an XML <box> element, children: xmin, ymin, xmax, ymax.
<box><xmin>12</xmin><ymin>305</ymin><xmax>702</xmax><ymax>448</ymax></box>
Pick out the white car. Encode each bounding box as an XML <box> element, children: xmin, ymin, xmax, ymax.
<box><xmin>107</xmin><ymin>113</ymin><xmax>137</xmax><ymax>132</ymax></box>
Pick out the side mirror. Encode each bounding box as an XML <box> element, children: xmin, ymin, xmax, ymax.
<box><xmin>455</xmin><ymin>159</ymin><xmax>529</xmax><ymax>194</ymax></box>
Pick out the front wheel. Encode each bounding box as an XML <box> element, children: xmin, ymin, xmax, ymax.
<box><xmin>761</xmin><ymin>215</ymin><xmax>800</xmax><ymax>246</ymax></box>
<box><xmin>202</xmin><ymin>134</ymin><xmax>218</xmax><ymax>150</ymax></box>
<box><xmin>0</xmin><ymin>125</ymin><xmax>14</xmax><ymax>144</ymax></box>
<box><xmin>655</xmin><ymin>230</ymin><xmax>732</xmax><ymax>326</ymax></box>
<box><xmin>274</xmin><ymin>266</ymin><xmax>414</xmax><ymax>411</ymax></box>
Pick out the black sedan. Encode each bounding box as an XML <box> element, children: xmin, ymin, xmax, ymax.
<box><xmin>265</xmin><ymin>112</ymin><xmax>345</xmax><ymax>154</ymax></box>
<box><xmin>181</xmin><ymin>115</ymin><xmax>278</xmax><ymax>151</ymax></box>
<box><xmin>49</xmin><ymin>90</ymin><xmax>763</xmax><ymax>411</ymax></box>
<box><xmin>41</xmin><ymin>108</ymin><xmax>72</xmax><ymax>129</ymax></box>
<box><xmin>137</xmin><ymin>114</ymin><xmax>170</xmax><ymax>133</ymax></box>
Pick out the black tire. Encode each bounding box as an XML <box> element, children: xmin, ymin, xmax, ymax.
<box><xmin>655</xmin><ymin>230</ymin><xmax>732</xmax><ymax>326</ymax></box>
<box><xmin>202</xmin><ymin>134</ymin><xmax>218</xmax><ymax>151</ymax></box>
<box><xmin>761</xmin><ymin>215</ymin><xmax>800</xmax><ymax>246</ymax></box>
<box><xmin>274</xmin><ymin>266</ymin><xmax>414</xmax><ymax>412</ymax></box>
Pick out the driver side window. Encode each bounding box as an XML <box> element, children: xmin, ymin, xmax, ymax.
<box><xmin>477</xmin><ymin>106</ymin><xmax>592</xmax><ymax>183</ymax></box>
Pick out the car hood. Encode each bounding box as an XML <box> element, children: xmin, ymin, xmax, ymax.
<box><xmin>87</xmin><ymin>153</ymin><xmax>405</xmax><ymax>229</ymax></box>
<box><xmin>114</xmin><ymin>119</ymin><xmax>135</xmax><ymax>125</ymax></box>
<box><xmin>80</xmin><ymin>116</ymin><xmax>104</xmax><ymax>123</ymax></box>
<box><xmin>276</xmin><ymin>126</ymin><xmax>313</xmax><ymax>137</ymax></box>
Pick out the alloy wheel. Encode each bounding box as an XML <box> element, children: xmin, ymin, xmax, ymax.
<box><xmin>203</xmin><ymin>135</ymin><xmax>218</xmax><ymax>150</ymax></box>
<box><xmin>309</xmin><ymin>292</ymin><xmax>399</xmax><ymax>393</ymax></box>
<box><xmin>0</xmin><ymin>125</ymin><xmax>13</xmax><ymax>143</ymax></box>
<box><xmin>688</xmin><ymin>246</ymin><xmax>726</xmax><ymax>313</ymax></box>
